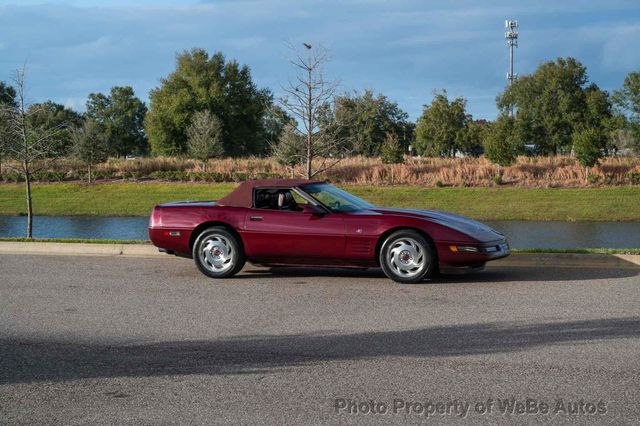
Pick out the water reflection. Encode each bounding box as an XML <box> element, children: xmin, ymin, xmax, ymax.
<box><xmin>0</xmin><ymin>216</ymin><xmax>638</xmax><ymax>249</ymax></box>
<box><xmin>0</xmin><ymin>216</ymin><xmax>149</xmax><ymax>241</ymax></box>
<box><xmin>486</xmin><ymin>221</ymin><xmax>640</xmax><ymax>249</ymax></box>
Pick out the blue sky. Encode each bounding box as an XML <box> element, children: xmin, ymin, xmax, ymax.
<box><xmin>0</xmin><ymin>0</ymin><xmax>638</xmax><ymax>120</ymax></box>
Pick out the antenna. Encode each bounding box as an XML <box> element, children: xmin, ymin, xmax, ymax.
<box><xmin>505</xmin><ymin>19</ymin><xmax>519</xmax><ymax>116</ymax></box>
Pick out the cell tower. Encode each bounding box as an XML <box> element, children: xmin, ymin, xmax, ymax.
<box><xmin>505</xmin><ymin>20</ymin><xmax>518</xmax><ymax>85</ymax></box>
<box><xmin>505</xmin><ymin>20</ymin><xmax>518</xmax><ymax>117</ymax></box>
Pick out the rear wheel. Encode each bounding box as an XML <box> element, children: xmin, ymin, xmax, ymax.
<box><xmin>379</xmin><ymin>230</ymin><xmax>436</xmax><ymax>284</ymax></box>
<box><xmin>192</xmin><ymin>227</ymin><xmax>245</xmax><ymax>279</ymax></box>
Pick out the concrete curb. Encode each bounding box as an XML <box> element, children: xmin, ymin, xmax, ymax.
<box><xmin>0</xmin><ymin>242</ymin><xmax>161</xmax><ymax>257</ymax></box>
<box><xmin>495</xmin><ymin>253</ymin><xmax>640</xmax><ymax>269</ymax></box>
<box><xmin>0</xmin><ymin>242</ymin><xmax>639</xmax><ymax>268</ymax></box>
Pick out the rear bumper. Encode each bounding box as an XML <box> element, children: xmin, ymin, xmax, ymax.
<box><xmin>148</xmin><ymin>227</ymin><xmax>193</xmax><ymax>256</ymax></box>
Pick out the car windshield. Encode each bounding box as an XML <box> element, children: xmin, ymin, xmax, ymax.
<box><xmin>301</xmin><ymin>183</ymin><xmax>374</xmax><ymax>212</ymax></box>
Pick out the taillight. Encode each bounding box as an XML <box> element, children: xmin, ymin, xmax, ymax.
<box><xmin>149</xmin><ymin>207</ymin><xmax>162</xmax><ymax>228</ymax></box>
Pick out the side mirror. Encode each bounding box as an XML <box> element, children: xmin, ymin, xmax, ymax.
<box><xmin>302</xmin><ymin>204</ymin><xmax>325</xmax><ymax>215</ymax></box>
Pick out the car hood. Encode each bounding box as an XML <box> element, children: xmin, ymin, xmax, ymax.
<box><xmin>370</xmin><ymin>207</ymin><xmax>504</xmax><ymax>242</ymax></box>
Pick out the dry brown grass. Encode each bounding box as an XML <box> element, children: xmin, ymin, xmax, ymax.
<box><xmin>321</xmin><ymin>156</ymin><xmax>640</xmax><ymax>187</ymax></box>
<box><xmin>2</xmin><ymin>155</ymin><xmax>640</xmax><ymax>187</ymax></box>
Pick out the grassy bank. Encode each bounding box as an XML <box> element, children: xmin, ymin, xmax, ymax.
<box><xmin>0</xmin><ymin>182</ymin><xmax>639</xmax><ymax>221</ymax></box>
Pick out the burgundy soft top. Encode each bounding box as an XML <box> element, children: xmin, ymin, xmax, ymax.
<box><xmin>216</xmin><ymin>179</ymin><xmax>324</xmax><ymax>208</ymax></box>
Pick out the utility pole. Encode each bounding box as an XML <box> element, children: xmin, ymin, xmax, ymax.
<box><xmin>505</xmin><ymin>19</ymin><xmax>519</xmax><ymax>116</ymax></box>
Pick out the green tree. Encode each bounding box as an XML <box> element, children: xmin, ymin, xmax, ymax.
<box><xmin>612</xmin><ymin>71</ymin><xmax>640</xmax><ymax>150</ymax></box>
<box><xmin>496</xmin><ymin>57</ymin><xmax>609</xmax><ymax>155</ymax></box>
<box><xmin>86</xmin><ymin>86</ymin><xmax>148</xmax><ymax>157</ymax></box>
<box><xmin>0</xmin><ymin>81</ymin><xmax>16</xmax><ymax>107</ymax></box>
<box><xmin>145</xmin><ymin>49</ymin><xmax>272</xmax><ymax>156</ymax></box>
<box><xmin>272</xmin><ymin>123</ymin><xmax>305</xmax><ymax>177</ymax></box>
<box><xmin>380</xmin><ymin>132</ymin><xmax>404</xmax><ymax>164</ymax></box>
<box><xmin>612</xmin><ymin>71</ymin><xmax>640</xmax><ymax>122</ymax></box>
<box><xmin>71</xmin><ymin>119</ymin><xmax>109</xmax><ymax>184</ymax></box>
<box><xmin>415</xmin><ymin>91</ymin><xmax>469</xmax><ymax>157</ymax></box>
<box><xmin>483</xmin><ymin>115</ymin><xmax>523</xmax><ymax>167</ymax></box>
<box><xmin>584</xmin><ymin>84</ymin><xmax>618</xmax><ymax>154</ymax></box>
<box><xmin>573</xmin><ymin>127</ymin><xmax>606</xmax><ymax>180</ymax></box>
<box><xmin>332</xmin><ymin>90</ymin><xmax>411</xmax><ymax>156</ymax></box>
<box><xmin>186</xmin><ymin>110</ymin><xmax>224</xmax><ymax>172</ymax></box>
<box><xmin>26</xmin><ymin>101</ymin><xmax>83</xmax><ymax>156</ymax></box>
<box><xmin>0</xmin><ymin>81</ymin><xmax>17</xmax><ymax>175</ymax></box>
<box><xmin>456</xmin><ymin>119</ymin><xmax>487</xmax><ymax>157</ymax></box>
<box><xmin>263</xmin><ymin>105</ymin><xmax>292</xmax><ymax>147</ymax></box>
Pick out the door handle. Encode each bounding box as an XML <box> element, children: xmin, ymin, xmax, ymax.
<box><xmin>250</xmin><ymin>216</ymin><xmax>263</xmax><ymax>221</ymax></box>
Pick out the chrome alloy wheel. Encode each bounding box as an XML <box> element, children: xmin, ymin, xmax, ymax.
<box><xmin>199</xmin><ymin>234</ymin><xmax>234</xmax><ymax>273</ymax></box>
<box><xmin>388</xmin><ymin>237</ymin><xmax>427</xmax><ymax>278</ymax></box>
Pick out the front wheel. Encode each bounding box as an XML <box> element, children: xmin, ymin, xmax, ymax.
<box><xmin>379</xmin><ymin>230</ymin><xmax>436</xmax><ymax>284</ymax></box>
<box><xmin>193</xmin><ymin>227</ymin><xmax>245</xmax><ymax>279</ymax></box>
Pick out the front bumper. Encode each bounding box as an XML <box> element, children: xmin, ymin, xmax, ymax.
<box><xmin>437</xmin><ymin>239</ymin><xmax>510</xmax><ymax>268</ymax></box>
<box><xmin>479</xmin><ymin>241</ymin><xmax>510</xmax><ymax>259</ymax></box>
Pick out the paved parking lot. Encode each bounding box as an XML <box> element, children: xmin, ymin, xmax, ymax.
<box><xmin>1</xmin><ymin>254</ymin><xmax>639</xmax><ymax>424</ymax></box>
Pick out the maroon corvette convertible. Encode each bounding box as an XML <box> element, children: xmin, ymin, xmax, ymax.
<box><xmin>149</xmin><ymin>179</ymin><xmax>509</xmax><ymax>283</ymax></box>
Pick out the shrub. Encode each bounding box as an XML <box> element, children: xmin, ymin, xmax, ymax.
<box><xmin>483</xmin><ymin>115</ymin><xmax>522</xmax><ymax>167</ymax></box>
<box><xmin>587</xmin><ymin>173</ymin><xmax>599</xmax><ymax>184</ymax></box>
<box><xmin>74</xmin><ymin>169</ymin><xmax>87</xmax><ymax>180</ymax></box>
<box><xmin>150</xmin><ymin>170</ymin><xmax>189</xmax><ymax>181</ymax></box>
<box><xmin>629</xmin><ymin>172</ymin><xmax>640</xmax><ymax>185</ymax></box>
<box><xmin>231</xmin><ymin>172</ymin><xmax>248</xmax><ymax>182</ymax></box>
<box><xmin>2</xmin><ymin>172</ymin><xmax>23</xmax><ymax>183</ymax></box>
<box><xmin>492</xmin><ymin>174</ymin><xmax>503</xmax><ymax>185</ymax></box>
<box><xmin>255</xmin><ymin>172</ymin><xmax>283</xmax><ymax>180</ymax></box>
<box><xmin>31</xmin><ymin>171</ymin><xmax>66</xmax><ymax>182</ymax></box>
<box><xmin>604</xmin><ymin>173</ymin><xmax>616</xmax><ymax>185</ymax></box>
<box><xmin>380</xmin><ymin>133</ymin><xmax>404</xmax><ymax>164</ymax></box>
<box><xmin>122</xmin><ymin>171</ymin><xmax>137</xmax><ymax>180</ymax></box>
<box><xmin>573</xmin><ymin>128</ymin><xmax>605</xmax><ymax>169</ymax></box>
<box><xmin>93</xmin><ymin>169</ymin><xmax>115</xmax><ymax>180</ymax></box>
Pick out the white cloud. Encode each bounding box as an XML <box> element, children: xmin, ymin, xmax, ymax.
<box><xmin>0</xmin><ymin>0</ymin><xmax>639</xmax><ymax>120</ymax></box>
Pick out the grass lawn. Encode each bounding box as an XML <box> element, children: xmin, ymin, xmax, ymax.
<box><xmin>0</xmin><ymin>182</ymin><xmax>639</xmax><ymax>221</ymax></box>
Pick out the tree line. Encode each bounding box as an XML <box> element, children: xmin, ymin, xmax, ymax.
<box><xmin>2</xmin><ymin>49</ymin><xmax>639</xmax><ymax>170</ymax></box>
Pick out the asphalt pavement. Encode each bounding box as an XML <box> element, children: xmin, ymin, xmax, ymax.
<box><xmin>1</xmin><ymin>254</ymin><xmax>639</xmax><ymax>425</ymax></box>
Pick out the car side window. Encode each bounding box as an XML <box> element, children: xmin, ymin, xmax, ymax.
<box><xmin>290</xmin><ymin>191</ymin><xmax>309</xmax><ymax>207</ymax></box>
<box><xmin>253</xmin><ymin>188</ymin><xmax>304</xmax><ymax>212</ymax></box>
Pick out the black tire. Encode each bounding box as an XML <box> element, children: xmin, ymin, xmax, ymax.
<box><xmin>379</xmin><ymin>229</ymin><xmax>436</xmax><ymax>284</ymax></box>
<box><xmin>192</xmin><ymin>227</ymin><xmax>245</xmax><ymax>279</ymax></box>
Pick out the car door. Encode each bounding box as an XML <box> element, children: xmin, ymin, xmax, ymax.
<box><xmin>242</xmin><ymin>191</ymin><xmax>346</xmax><ymax>263</ymax></box>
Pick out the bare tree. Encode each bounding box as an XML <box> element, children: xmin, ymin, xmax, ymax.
<box><xmin>187</xmin><ymin>110</ymin><xmax>224</xmax><ymax>172</ymax></box>
<box><xmin>1</xmin><ymin>67</ymin><xmax>62</xmax><ymax>237</ymax></box>
<box><xmin>71</xmin><ymin>119</ymin><xmax>109</xmax><ymax>184</ymax></box>
<box><xmin>279</xmin><ymin>43</ymin><xmax>350</xmax><ymax>178</ymax></box>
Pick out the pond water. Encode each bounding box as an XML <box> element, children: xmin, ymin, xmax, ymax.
<box><xmin>0</xmin><ymin>216</ymin><xmax>639</xmax><ymax>249</ymax></box>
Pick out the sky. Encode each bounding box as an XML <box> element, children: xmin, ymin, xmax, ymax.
<box><xmin>0</xmin><ymin>0</ymin><xmax>638</xmax><ymax>121</ymax></box>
